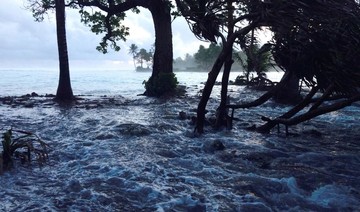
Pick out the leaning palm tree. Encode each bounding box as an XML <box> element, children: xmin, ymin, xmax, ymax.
<box><xmin>55</xmin><ymin>0</ymin><xmax>73</xmax><ymax>101</ymax></box>
<box><xmin>128</xmin><ymin>44</ymin><xmax>139</xmax><ymax>69</ymax></box>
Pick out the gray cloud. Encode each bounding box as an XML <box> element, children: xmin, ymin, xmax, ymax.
<box><xmin>0</xmin><ymin>0</ymin><xmax>206</xmax><ymax>70</ymax></box>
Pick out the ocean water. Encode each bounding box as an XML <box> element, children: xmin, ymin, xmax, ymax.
<box><xmin>0</xmin><ymin>69</ymin><xmax>359</xmax><ymax>211</ymax></box>
<box><xmin>0</xmin><ymin>69</ymin><xmax>282</xmax><ymax>97</ymax></box>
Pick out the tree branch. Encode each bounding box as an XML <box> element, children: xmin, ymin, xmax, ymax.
<box><xmin>276</xmin><ymin>93</ymin><xmax>360</xmax><ymax>126</ymax></box>
<box><xmin>308</xmin><ymin>83</ymin><xmax>335</xmax><ymax>111</ymax></box>
<box><xmin>227</xmin><ymin>70</ymin><xmax>291</xmax><ymax>109</ymax></box>
<box><xmin>76</xmin><ymin>0</ymin><xmax>146</xmax><ymax>15</ymax></box>
<box><xmin>76</xmin><ymin>0</ymin><xmax>110</xmax><ymax>12</ymax></box>
<box><xmin>256</xmin><ymin>85</ymin><xmax>320</xmax><ymax>133</ymax></box>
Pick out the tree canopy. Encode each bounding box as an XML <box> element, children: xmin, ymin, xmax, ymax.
<box><xmin>194</xmin><ymin>43</ymin><xmax>222</xmax><ymax>70</ymax></box>
<box><xmin>27</xmin><ymin>0</ymin><xmax>141</xmax><ymax>53</ymax></box>
<box><xmin>176</xmin><ymin>0</ymin><xmax>360</xmax><ymax>133</ymax></box>
<box><xmin>268</xmin><ymin>0</ymin><xmax>360</xmax><ymax>94</ymax></box>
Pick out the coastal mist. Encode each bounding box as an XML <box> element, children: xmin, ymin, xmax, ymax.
<box><xmin>0</xmin><ymin>69</ymin><xmax>359</xmax><ymax>211</ymax></box>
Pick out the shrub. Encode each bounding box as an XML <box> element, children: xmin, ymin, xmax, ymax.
<box><xmin>143</xmin><ymin>72</ymin><xmax>178</xmax><ymax>97</ymax></box>
<box><xmin>234</xmin><ymin>75</ymin><xmax>248</xmax><ymax>85</ymax></box>
<box><xmin>1</xmin><ymin>129</ymin><xmax>48</xmax><ymax>172</ymax></box>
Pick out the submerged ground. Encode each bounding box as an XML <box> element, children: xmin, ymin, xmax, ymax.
<box><xmin>0</xmin><ymin>84</ymin><xmax>359</xmax><ymax>211</ymax></box>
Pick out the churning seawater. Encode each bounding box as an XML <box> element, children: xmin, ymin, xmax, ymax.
<box><xmin>0</xmin><ymin>69</ymin><xmax>359</xmax><ymax>211</ymax></box>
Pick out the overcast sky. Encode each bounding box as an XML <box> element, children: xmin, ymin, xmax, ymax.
<box><xmin>0</xmin><ymin>0</ymin><xmax>208</xmax><ymax>70</ymax></box>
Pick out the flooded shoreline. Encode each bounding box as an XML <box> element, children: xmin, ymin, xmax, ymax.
<box><xmin>1</xmin><ymin>84</ymin><xmax>359</xmax><ymax>211</ymax></box>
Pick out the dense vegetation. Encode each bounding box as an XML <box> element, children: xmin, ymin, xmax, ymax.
<box><xmin>176</xmin><ymin>0</ymin><xmax>360</xmax><ymax>133</ymax></box>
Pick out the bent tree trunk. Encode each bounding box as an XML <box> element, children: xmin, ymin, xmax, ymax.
<box><xmin>195</xmin><ymin>24</ymin><xmax>256</xmax><ymax>133</ymax></box>
<box><xmin>273</xmin><ymin>70</ymin><xmax>301</xmax><ymax>104</ymax></box>
<box><xmin>256</xmin><ymin>86</ymin><xmax>319</xmax><ymax>133</ymax></box>
<box><xmin>196</xmin><ymin>41</ymin><xmax>234</xmax><ymax>133</ymax></box>
<box><xmin>272</xmin><ymin>93</ymin><xmax>360</xmax><ymax>127</ymax></box>
<box><xmin>55</xmin><ymin>0</ymin><xmax>73</xmax><ymax>101</ymax></box>
<box><xmin>216</xmin><ymin>2</ymin><xmax>234</xmax><ymax>129</ymax></box>
<box><xmin>215</xmin><ymin>53</ymin><xmax>233</xmax><ymax>129</ymax></box>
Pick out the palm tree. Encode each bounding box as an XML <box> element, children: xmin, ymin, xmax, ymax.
<box><xmin>55</xmin><ymin>0</ymin><xmax>73</xmax><ymax>101</ymax></box>
<box><xmin>128</xmin><ymin>44</ymin><xmax>138</xmax><ymax>69</ymax></box>
<box><xmin>235</xmin><ymin>43</ymin><xmax>273</xmax><ymax>84</ymax></box>
<box><xmin>137</xmin><ymin>48</ymin><xmax>150</xmax><ymax>69</ymax></box>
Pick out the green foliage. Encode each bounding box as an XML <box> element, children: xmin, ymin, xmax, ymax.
<box><xmin>27</xmin><ymin>0</ymin><xmax>131</xmax><ymax>53</ymax></box>
<box><xmin>235</xmin><ymin>43</ymin><xmax>273</xmax><ymax>83</ymax></box>
<box><xmin>1</xmin><ymin>129</ymin><xmax>49</xmax><ymax>171</ymax></box>
<box><xmin>128</xmin><ymin>44</ymin><xmax>154</xmax><ymax>69</ymax></box>
<box><xmin>27</xmin><ymin>0</ymin><xmax>56</xmax><ymax>22</ymax></box>
<box><xmin>177</xmin><ymin>0</ymin><xmax>360</xmax><ymax>133</ymax></box>
<box><xmin>143</xmin><ymin>73</ymin><xmax>179</xmax><ymax>97</ymax></box>
<box><xmin>131</xmin><ymin>7</ymin><xmax>140</xmax><ymax>14</ymax></box>
<box><xmin>173</xmin><ymin>54</ymin><xmax>197</xmax><ymax>71</ymax></box>
<box><xmin>175</xmin><ymin>0</ymin><xmax>253</xmax><ymax>42</ymax></box>
<box><xmin>194</xmin><ymin>43</ymin><xmax>222</xmax><ymax>70</ymax></box>
<box><xmin>129</xmin><ymin>43</ymin><xmax>139</xmax><ymax>68</ymax></box>
<box><xmin>137</xmin><ymin>48</ymin><xmax>153</xmax><ymax>68</ymax></box>
<box><xmin>179</xmin><ymin>0</ymin><xmax>360</xmax><ymax>94</ymax></box>
<box><xmin>79</xmin><ymin>9</ymin><xmax>128</xmax><ymax>53</ymax></box>
<box><xmin>129</xmin><ymin>44</ymin><xmax>139</xmax><ymax>56</ymax></box>
<box><xmin>269</xmin><ymin>0</ymin><xmax>360</xmax><ymax>94</ymax></box>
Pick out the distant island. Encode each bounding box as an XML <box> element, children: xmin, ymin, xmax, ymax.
<box><xmin>135</xmin><ymin>67</ymin><xmax>152</xmax><ymax>72</ymax></box>
<box><xmin>135</xmin><ymin>67</ymin><xmax>246</xmax><ymax>72</ymax></box>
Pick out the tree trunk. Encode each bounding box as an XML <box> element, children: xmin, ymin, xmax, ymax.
<box><xmin>215</xmin><ymin>0</ymin><xmax>234</xmax><ymax>129</ymax></box>
<box><xmin>148</xmin><ymin>0</ymin><xmax>173</xmax><ymax>77</ymax></box>
<box><xmin>55</xmin><ymin>0</ymin><xmax>73</xmax><ymax>101</ymax></box>
<box><xmin>195</xmin><ymin>23</ymin><xmax>256</xmax><ymax>133</ymax></box>
<box><xmin>132</xmin><ymin>55</ymin><xmax>137</xmax><ymax>69</ymax></box>
<box><xmin>273</xmin><ymin>70</ymin><xmax>301</xmax><ymax>104</ymax></box>
<box><xmin>142</xmin><ymin>0</ymin><xmax>175</xmax><ymax>96</ymax></box>
<box><xmin>215</xmin><ymin>53</ymin><xmax>233</xmax><ymax>129</ymax></box>
<box><xmin>196</xmin><ymin>41</ymin><xmax>233</xmax><ymax>133</ymax></box>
